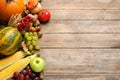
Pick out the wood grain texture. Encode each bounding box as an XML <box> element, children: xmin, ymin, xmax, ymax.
<box><xmin>49</xmin><ymin>10</ymin><xmax>120</xmax><ymax>20</ymax></box>
<box><xmin>45</xmin><ymin>75</ymin><xmax>120</xmax><ymax>80</ymax></box>
<box><xmin>41</xmin><ymin>0</ymin><xmax>120</xmax><ymax>9</ymax></box>
<box><xmin>40</xmin><ymin>49</ymin><xmax>120</xmax><ymax>74</ymax></box>
<box><xmin>41</xmin><ymin>21</ymin><xmax>120</xmax><ymax>33</ymax></box>
<box><xmin>39</xmin><ymin>34</ymin><xmax>120</xmax><ymax>48</ymax></box>
<box><xmin>40</xmin><ymin>0</ymin><xmax>120</xmax><ymax>79</ymax></box>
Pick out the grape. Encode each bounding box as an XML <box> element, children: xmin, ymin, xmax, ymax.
<box><xmin>25</xmin><ymin>66</ymin><xmax>30</xmax><ymax>72</ymax></box>
<box><xmin>11</xmin><ymin>64</ymin><xmax>44</xmax><ymax>80</ymax></box>
<box><xmin>17</xmin><ymin>77</ymin><xmax>20</xmax><ymax>80</ymax></box>
<box><xmin>36</xmin><ymin>26</ymin><xmax>41</xmax><ymax>31</ymax></box>
<box><xmin>32</xmin><ymin>36</ymin><xmax>38</xmax><ymax>41</ymax></box>
<box><xmin>25</xmin><ymin>75</ymin><xmax>30</xmax><ymax>80</ymax></box>
<box><xmin>21</xmin><ymin>70</ymin><xmax>27</xmax><ymax>76</ymax></box>
<box><xmin>31</xmin><ymin>73</ymin><xmax>36</xmax><ymax>79</ymax></box>
<box><xmin>19</xmin><ymin>74</ymin><xmax>24</xmax><ymax>80</ymax></box>
<box><xmin>33</xmin><ymin>32</ymin><xmax>37</xmax><ymax>36</ymax></box>
<box><xmin>28</xmin><ymin>69</ymin><xmax>32</xmax><ymax>76</ymax></box>
<box><xmin>31</xmin><ymin>50</ymin><xmax>35</xmax><ymax>54</ymax></box>
<box><xmin>30</xmin><ymin>27</ymin><xmax>36</xmax><ymax>32</ymax></box>
<box><xmin>24</xmin><ymin>32</ymin><xmax>29</xmax><ymax>38</ymax></box>
<box><xmin>35</xmin><ymin>45</ymin><xmax>40</xmax><ymax>50</ymax></box>
<box><xmin>26</xmin><ymin>41</ymin><xmax>31</xmax><ymax>46</ymax></box>
<box><xmin>32</xmin><ymin>40</ymin><xmax>37</xmax><ymax>46</ymax></box>
<box><xmin>13</xmin><ymin>72</ymin><xmax>19</xmax><ymax>78</ymax></box>
<box><xmin>30</xmin><ymin>23</ymin><xmax>33</xmax><ymax>27</ymax></box>
<box><xmin>21</xmin><ymin>30</ymin><xmax>26</xmax><ymax>35</ymax></box>
<box><xmin>29</xmin><ymin>32</ymin><xmax>33</xmax><ymax>36</ymax></box>
<box><xmin>28</xmin><ymin>45</ymin><xmax>33</xmax><ymax>51</ymax></box>
<box><xmin>34</xmin><ymin>77</ymin><xmax>39</xmax><ymax>80</ymax></box>
<box><xmin>27</xmin><ymin>36</ymin><xmax>32</xmax><ymax>41</ymax></box>
<box><xmin>26</xmin><ymin>51</ymin><xmax>32</xmax><ymax>55</ymax></box>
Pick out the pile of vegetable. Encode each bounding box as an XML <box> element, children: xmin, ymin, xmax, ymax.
<box><xmin>0</xmin><ymin>0</ymin><xmax>51</xmax><ymax>79</ymax></box>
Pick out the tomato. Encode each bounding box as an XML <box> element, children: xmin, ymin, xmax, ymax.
<box><xmin>38</xmin><ymin>9</ymin><xmax>51</xmax><ymax>22</ymax></box>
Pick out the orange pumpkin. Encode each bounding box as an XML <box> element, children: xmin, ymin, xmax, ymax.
<box><xmin>30</xmin><ymin>0</ymin><xmax>38</xmax><ymax>2</ymax></box>
<box><xmin>0</xmin><ymin>0</ymin><xmax>24</xmax><ymax>22</ymax></box>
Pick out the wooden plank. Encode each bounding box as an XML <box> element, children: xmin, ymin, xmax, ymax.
<box><xmin>45</xmin><ymin>75</ymin><xmax>120</xmax><ymax>80</ymax></box>
<box><xmin>45</xmin><ymin>75</ymin><xmax>106</xmax><ymax>80</ymax></box>
<box><xmin>45</xmin><ymin>76</ymin><xmax>106</xmax><ymax>80</ymax></box>
<box><xmin>41</xmin><ymin>21</ymin><xmax>120</xmax><ymax>33</ymax></box>
<box><xmin>41</xmin><ymin>0</ymin><xmax>120</xmax><ymax>9</ymax></box>
<box><xmin>39</xmin><ymin>34</ymin><xmax>120</xmax><ymax>48</ymax></box>
<box><xmin>49</xmin><ymin>10</ymin><xmax>120</xmax><ymax>20</ymax></box>
<box><xmin>40</xmin><ymin>49</ymin><xmax>120</xmax><ymax>74</ymax></box>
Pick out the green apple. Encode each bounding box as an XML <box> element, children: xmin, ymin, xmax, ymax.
<box><xmin>30</xmin><ymin>57</ymin><xmax>45</xmax><ymax>72</ymax></box>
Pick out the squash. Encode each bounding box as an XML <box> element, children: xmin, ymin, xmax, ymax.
<box><xmin>0</xmin><ymin>0</ymin><xmax>24</xmax><ymax>22</ymax></box>
<box><xmin>0</xmin><ymin>27</ymin><xmax>22</xmax><ymax>55</ymax></box>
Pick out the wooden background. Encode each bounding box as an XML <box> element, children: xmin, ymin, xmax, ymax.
<box><xmin>39</xmin><ymin>0</ymin><xmax>120</xmax><ymax>80</ymax></box>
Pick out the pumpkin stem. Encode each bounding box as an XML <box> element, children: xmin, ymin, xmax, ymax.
<box><xmin>6</xmin><ymin>0</ymin><xmax>13</xmax><ymax>3</ymax></box>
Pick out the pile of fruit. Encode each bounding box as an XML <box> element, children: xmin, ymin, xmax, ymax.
<box><xmin>0</xmin><ymin>0</ymin><xmax>51</xmax><ymax>79</ymax></box>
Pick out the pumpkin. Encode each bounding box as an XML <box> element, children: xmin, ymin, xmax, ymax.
<box><xmin>30</xmin><ymin>0</ymin><xmax>38</xmax><ymax>2</ymax></box>
<box><xmin>0</xmin><ymin>27</ymin><xmax>22</xmax><ymax>55</ymax></box>
<box><xmin>0</xmin><ymin>0</ymin><xmax>24</xmax><ymax>22</ymax></box>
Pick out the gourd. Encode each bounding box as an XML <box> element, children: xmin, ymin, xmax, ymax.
<box><xmin>0</xmin><ymin>0</ymin><xmax>24</xmax><ymax>22</ymax></box>
<box><xmin>0</xmin><ymin>27</ymin><xmax>22</xmax><ymax>55</ymax></box>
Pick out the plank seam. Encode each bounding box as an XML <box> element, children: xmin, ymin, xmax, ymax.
<box><xmin>44</xmin><ymin>73</ymin><xmax>120</xmax><ymax>76</ymax></box>
<box><xmin>43</xmin><ymin>32</ymin><xmax>120</xmax><ymax>34</ymax></box>
<box><xmin>41</xmin><ymin>47</ymin><xmax>120</xmax><ymax>49</ymax></box>
<box><xmin>45</xmin><ymin>9</ymin><xmax>120</xmax><ymax>10</ymax></box>
<box><xmin>51</xmin><ymin>19</ymin><xmax>120</xmax><ymax>21</ymax></box>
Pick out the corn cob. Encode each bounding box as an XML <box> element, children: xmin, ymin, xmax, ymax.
<box><xmin>0</xmin><ymin>54</ymin><xmax>36</xmax><ymax>80</ymax></box>
<box><xmin>0</xmin><ymin>51</ymin><xmax>25</xmax><ymax>71</ymax></box>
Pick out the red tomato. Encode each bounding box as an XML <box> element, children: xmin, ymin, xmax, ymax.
<box><xmin>38</xmin><ymin>10</ymin><xmax>51</xmax><ymax>22</ymax></box>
